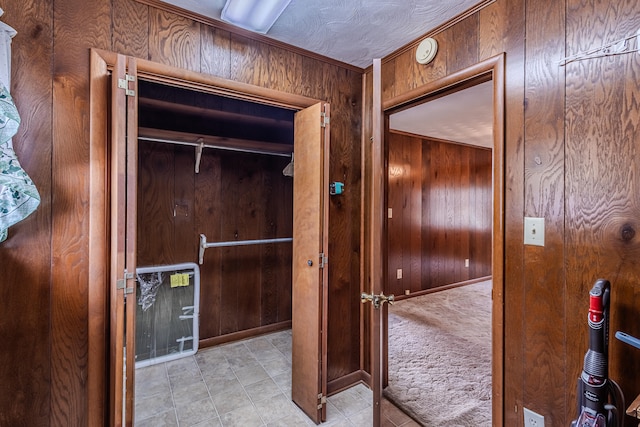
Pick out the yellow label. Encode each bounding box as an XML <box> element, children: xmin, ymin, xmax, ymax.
<box><xmin>170</xmin><ymin>273</ymin><xmax>190</xmax><ymax>288</ymax></box>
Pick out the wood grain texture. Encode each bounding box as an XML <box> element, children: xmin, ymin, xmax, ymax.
<box><xmin>137</xmin><ymin>142</ymin><xmax>293</xmax><ymax>340</ymax></box>
<box><xmin>325</xmin><ymin>66</ymin><xmax>364</xmax><ymax>382</ymax></box>
<box><xmin>112</xmin><ymin>0</ymin><xmax>149</xmax><ymax>59</ymax></box>
<box><xmin>386</xmin><ymin>133</ymin><xmax>492</xmax><ymax>295</ymax></box>
<box><xmin>51</xmin><ymin>0</ymin><xmax>111</xmax><ymax>425</ymax></box>
<box><xmin>499</xmin><ymin>1</ymin><xmax>526</xmax><ymax>425</ymax></box>
<box><xmin>523</xmin><ymin>0</ymin><xmax>567</xmax><ymax>423</ymax></box>
<box><xmin>0</xmin><ymin>1</ymin><xmax>53</xmax><ymax>425</ymax></box>
<box><xmin>565</xmin><ymin>2</ymin><xmax>640</xmax><ymax>425</ymax></box>
<box><xmin>149</xmin><ymin>7</ymin><xmax>201</xmax><ymax>72</ymax></box>
<box><xmin>200</xmin><ymin>26</ymin><xmax>231</xmax><ymax>79</ymax></box>
<box><xmin>443</xmin><ymin>12</ymin><xmax>480</xmax><ymax>74</ymax></box>
<box><xmin>229</xmin><ymin>33</ymin><xmax>270</xmax><ymax>87</ymax></box>
<box><xmin>195</xmin><ymin>145</ymin><xmax>222</xmax><ymax>340</ymax></box>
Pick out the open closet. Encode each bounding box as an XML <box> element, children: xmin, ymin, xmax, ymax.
<box><xmin>90</xmin><ymin>51</ymin><xmax>332</xmax><ymax>425</ymax></box>
<box><xmin>135</xmin><ymin>79</ymin><xmax>297</xmax><ymax>356</ymax></box>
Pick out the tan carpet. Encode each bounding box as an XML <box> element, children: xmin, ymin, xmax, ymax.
<box><xmin>384</xmin><ymin>280</ymin><xmax>492</xmax><ymax>426</ymax></box>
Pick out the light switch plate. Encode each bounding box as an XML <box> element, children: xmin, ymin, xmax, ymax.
<box><xmin>524</xmin><ymin>217</ymin><xmax>545</xmax><ymax>246</ymax></box>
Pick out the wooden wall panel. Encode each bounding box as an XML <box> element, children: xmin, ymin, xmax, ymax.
<box><xmin>443</xmin><ymin>13</ymin><xmax>479</xmax><ymax>74</ymax></box>
<box><xmin>200</xmin><ymin>26</ymin><xmax>231</xmax><ymax>79</ymax></box>
<box><xmin>229</xmin><ymin>34</ymin><xmax>270</xmax><ymax>86</ymax></box>
<box><xmin>137</xmin><ymin>142</ymin><xmax>176</xmax><ymax>266</ymax></box>
<box><xmin>148</xmin><ymin>8</ymin><xmax>201</xmax><ymax>72</ymax></box>
<box><xmin>138</xmin><ymin>146</ymin><xmax>294</xmax><ymax>340</ymax></box>
<box><xmin>267</xmin><ymin>45</ymin><xmax>305</xmax><ymax>94</ymax></box>
<box><xmin>0</xmin><ymin>1</ymin><xmax>53</xmax><ymax>426</ymax></box>
<box><xmin>195</xmin><ymin>146</ymin><xmax>222</xmax><ymax>340</ymax></box>
<box><xmin>386</xmin><ymin>133</ymin><xmax>492</xmax><ymax>295</ymax></box>
<box><xmin>372</xmin><ymin>0</ymin><xmax>640</xmax><ymax>425</ymax></box>
<box><xmin>523</xmin><ymin>0</ymin><xmax>567</xmax><ymax>423</ymax></box>
<box><xmin>406</xmin><ymin>135</ymin><xmax>423</xmax><ymax>293</ymax></box>
<box><xmin>324</xmin><ymin>65</ymin><xmax>363</xmax><ymax>384</ymax></box>
<box><xmin>499</xmin><ymin>1</ymin><xmax>526</xmax><ymax>425</ymax></box>
<box><xmin>51</xmin><ymin>0</ymin><xmax>112</xmax><ymax>425</ymax></box>
<box><xmin>565</xmin><ymin>2</ymin><xmax>640</xmax><ymax>425</ymax></box>
<box><xmin>112</xmin><ymin>0</ymin><xmax>149</xmax><ymax>59</ymax></box>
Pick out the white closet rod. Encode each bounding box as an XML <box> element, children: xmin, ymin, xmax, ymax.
<box><xmin>138</xmin><ymin>136</ymin><xmax>292</xmax><ymax>157</ymax></box>
<box><xmin>198</xmin><ymin>233</ymin><xmax>292</xmax><ymax>264</ymax></box>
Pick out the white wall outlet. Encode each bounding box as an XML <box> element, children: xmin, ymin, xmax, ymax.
<box><xmin>465</xmin><ymin>258</ymin><xmax>469</xmax><ymax>268</ymax></box>
<box><xmin>396</xmin><ymin>269</ymin><xmax>402</xmax><ymax>279</ymax></box>
<box><xmin>523</xmin><ymin>407</ymin><xmax>544</xmax><ymax>427</ymax></box>
<box><xmin>388</xmin><ymin>208</ymin><xmax>393</xmax><ymax>219</ymax></box>
<box><xmin>524</xmin><ymin>217</ymin><xmax>545</xmax><ymax>246</ymax></box>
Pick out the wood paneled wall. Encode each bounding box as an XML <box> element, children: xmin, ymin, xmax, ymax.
<box><xmin>6</xmin><ymin>0</ymin><xmax>640</xmax><ymax>425</ymax></box>
<box><xmin>137</xmin><ymin>141</ymin><xmax>294</xmax><ymax>339</ymax></box>
<box><xmin>386</xmin><ymin>132</ymin><xmax>492</xmax><ymax>297</ymax></box>
<box><xmin>0</xmin><ymin>0</ymin><xmax>362</xmax><ymax>424</ymax></box>
<box><xmin>365</xmin><ymin>1</ymin><xmax>640</xmax><ymax>426</ymax></box>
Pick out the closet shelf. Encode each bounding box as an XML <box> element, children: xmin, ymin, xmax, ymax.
<box><xmin>138</xmin><ymin>127</ymin><xmax>293</xmax><ymax>156</ymax></box>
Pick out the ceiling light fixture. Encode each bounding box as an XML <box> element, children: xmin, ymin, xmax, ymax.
<box><xmin>220</xmin><ymin>0</ymin><xmax>292</xmax><ymax>34</ymax></box>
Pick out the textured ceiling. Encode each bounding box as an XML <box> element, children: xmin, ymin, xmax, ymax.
<box><xmin>160</xmin><ymin>0</ymin><xmax>482</xmax><ymax>68</ymax></box>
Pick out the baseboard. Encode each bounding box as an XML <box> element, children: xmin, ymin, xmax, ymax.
<box><xmin>394</xmin><ymin>275</ymin><xmax>492</xmax><ymax>301</ymax></box>
<box><xmin>328</xmin><ymin>370</ymin><xmax>370</xmax><ymax>396</ymax></box>
<box><xmin>198</xmin><ymin>321</ymin><xmax>292</xmax><ymax>349</ymax></box>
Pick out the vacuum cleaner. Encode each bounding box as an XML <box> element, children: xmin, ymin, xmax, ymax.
<box><xmin>571</xmin><ymin>279</ymin><xmax>624</xmax><ymax>427</ymax></box>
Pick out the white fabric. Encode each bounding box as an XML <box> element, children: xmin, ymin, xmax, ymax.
<box><xmin>0</xmin><ymin>13</ymin><xmax>40</xmax><ymax>242</ymax></box>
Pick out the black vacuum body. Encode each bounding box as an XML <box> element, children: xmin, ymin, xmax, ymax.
<box><xmin>571</xmin><ymin>279</ymin><xmax>624</xmax><ymax>427</ymax></box>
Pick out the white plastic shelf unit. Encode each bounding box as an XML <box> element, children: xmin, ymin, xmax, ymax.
<box><xmin>134</xmin><ymin>262</ymin><xmax>200</xmax><ymax>368</ymax></box>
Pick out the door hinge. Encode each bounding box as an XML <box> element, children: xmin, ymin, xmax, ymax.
<box><xmin>117</xmin><ymin>270</ymin><xmax>135</xmax><ymax>295</ymax></box>
<box><xmin>118</xmin><ymin>74</ymin><xmax>136</xmax><ymax>97</ymax></box>
<box><xmin>317</xmin><ymin>393</ymin><xmax>327</xmax><ymax>409</ymax></box>
<box><xmin>321</xmin><ymin>112</ymin><xmax>330</xmax><ymax>127</ymax></box>
<box><xmin>319</xmin><ymin>253</ymin><xmax>327</xmax><ymax>268</ymax></box>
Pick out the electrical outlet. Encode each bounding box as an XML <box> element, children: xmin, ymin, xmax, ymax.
<box><xmin>523</xmin><ymin>407</ymin><xmax>544</xmax><ymax>427</ymax></box>
<box><xmin>396</xmin><ymin>269</ymin><xmax>402</xmax><ymax>279</ymax></box>
<box><xmin>464</xmin><ymin>258</ymin><xmax>469</xmax><ymax>268</ymax></box>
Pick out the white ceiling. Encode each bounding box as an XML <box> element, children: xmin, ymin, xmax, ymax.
<box><xmin>389</xmin><ymin>81</ymin><xmax>494</xmax><ymax>148</ymax></box>
<box><xmin>157</xmin><ymin>0</ymin><xmax>492</xmax><ymax>147</ymax></box>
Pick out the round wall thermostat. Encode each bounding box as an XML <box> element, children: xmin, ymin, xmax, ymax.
<box><xmin>416</xmin><ymin>37</ymin><xmax>438</xmax><ymax>64</ymax></box>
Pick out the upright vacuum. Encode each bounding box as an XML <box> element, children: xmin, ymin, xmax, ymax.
<box><xmin>571</xmin><ymin>279</ymin><xmax>624</xmax><ymax>427</ymax></box>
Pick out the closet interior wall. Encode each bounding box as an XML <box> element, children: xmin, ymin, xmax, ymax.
<box><xmin>137</xmin><ymin>82</ymin><xmax>295</xmax><ymax>344</ymax></box>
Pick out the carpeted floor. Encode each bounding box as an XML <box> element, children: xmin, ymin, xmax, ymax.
<box><xmin>384</xmin><ymin>280</ymin><xmax>493</xmax><ymax>427</ymax></box>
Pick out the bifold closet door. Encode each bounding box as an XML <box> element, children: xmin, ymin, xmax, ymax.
<box><xmin>291</xmin><ymin>102</ymin><xmax>330</xmax><ymax>423</ymax></box>
<box><xmin>109</xmin><ymin>53</ymin><xmax>138</xmax><ymax>427</ymax></box>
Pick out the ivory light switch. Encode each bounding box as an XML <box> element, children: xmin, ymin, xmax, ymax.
<box><xmin>524</xmin><ymin>217</ymin><xmax>545</xmax><ymax>246</ymax></box>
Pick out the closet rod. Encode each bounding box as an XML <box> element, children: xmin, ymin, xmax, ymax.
<box><xmin>138</xmin><ymin>136</ymin><xmax>292</xmax><ymax>157</ymax></box>
<box><xmin>198</xmin><ymin>233</ymin><xmax>292</xmax><ymax>264</ymax></box>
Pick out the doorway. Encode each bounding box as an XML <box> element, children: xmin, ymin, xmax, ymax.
<box><xmin>368</xmin><ymin>54</ymin><xmax>505</xmax><ymax>426</ymax></box>
<box><xmin>384</xmin><ymin>80</ymin><xmax>494</xmax><ymax>423</ymax></box>
<box><xmin>88</xmin><ymin>50</ymin><xmax>331</xmax><ymax>426</ymax></box>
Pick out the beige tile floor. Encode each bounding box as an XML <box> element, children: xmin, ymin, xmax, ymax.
<box><xmin>135</xmin><ymin>329</ymin><xmax>418</xmax><ymax>426</ymax></box>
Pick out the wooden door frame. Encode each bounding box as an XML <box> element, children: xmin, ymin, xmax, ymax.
<box><xmin>88</xmin><ymin>48</ymin><xmax>323</xmax><ymax>425</ymax></box>
<box><xmin>372</xmin><ymin>53</ymin><xmax>505</xmax><ymax>426</ymax></box>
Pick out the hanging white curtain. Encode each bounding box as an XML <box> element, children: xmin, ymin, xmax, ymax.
<box><xmin>0</xmin><ymin>8</ymin><xmax>40</xmax><ymax>242</ymax></box>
